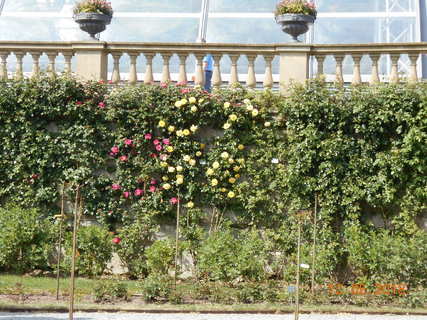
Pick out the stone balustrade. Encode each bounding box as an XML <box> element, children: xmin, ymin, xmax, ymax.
<box><xmin>0</xmin><ymin>41</ymin><xmax>425</xmax><ymax>92</ymax></box>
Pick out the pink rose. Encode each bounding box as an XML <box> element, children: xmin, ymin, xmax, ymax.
<box><xmin>99</xmin><ymin>102</ymin><xmax>105</xmax><ymax>108</ymax></box>
<box><xmin>170</xmin><ymin>197</ymin><xmax>178</xmax><ymax>205</ymax></box>
<box><xmin>76</xmin><ymin>101</ymin><xmax>83</xmax><ymax>105</ymax></box>
<box><xmin>155</xmin><ymin>145</ymin><xmax>162</xmax><ymax>151</ymax></box>
<box><xmin>123</xmin><ymin>191</ymin><xmax>130</xmax><ymax>198</ymax></box>
<box><xmin>120</xmin><ymin>155</ymin><xmax>127</xmax><ymax>162</ymax></box>
<box><xmin>109</xmin><ymin>152</ymin><xmax>116</xmax><ymax>157</ymax></box>
<box><xmin>111</xmin><ymin>146</ymin><xmax>119</xmax><ymax>153</ymax></box>
<box><xmin>159</xmin><ymin>154</ymin><xmax>167</xmax><ymax>161</ymax></box>
<box><xmin>149</xmin><ymin>186</ymin><xmax>156</xmax><ymax>192</ymax></box>
<box><xmin>134</xmin><ymin>189</ymin><xmax>143</xmax><ymax>196</ymax></box>
<box><xmin>161</xmin><ymin>83</ymin><xmax>167</xmax><ymax>88</ymax></box>
<box><xmin>144</xmin><ymin>133</ymin><xmax>152</xmax><ymax>140</ymax></box>
<box><xmin>112</xmin><ymin>237</ymin><xmax>121</xmax><ymax>244</ymax></box>
<box><xmin>182</xmin><ymin>89</ymin><xmax>188</xmax><ymax>94</ymax></box>
<box><xmin>125</xmin><ymin>139</ymin><xmax>133</xmax><ymax>146</ymax></box>
<box><xmin>153</xmin><ymin>139</ymin><xmax>160</xmax><ymax>146</ymax></box>
<box><xmin>112</xmin><ymin>184</ymin><xmax>121</xmax><ymax>190</ymax></box>
<box><xmin>150</xmin><ymin>178</ymin><xmax>156</xmax><ymax>185</ymax></box>
<box><xmin>163</xmin><ymin>139</ymin><xmax>170</xmax><ymax>145</ymax></box>
<box><xmin>149</xmin><ymin>153</ymin><xmax>157</xmax><ymax>158</ymax></box>
<box><xmin>33</xmin><ymin>174</ymin><xmax>38</xmax><ymax>179</ymax></box>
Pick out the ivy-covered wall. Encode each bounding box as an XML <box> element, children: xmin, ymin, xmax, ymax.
<box><xmin>0</xmin><ymin>75</ymin><xmax>426</xmax><ymax>285</ymax></box>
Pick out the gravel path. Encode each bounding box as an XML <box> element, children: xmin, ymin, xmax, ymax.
<box><xmin>0</xmin><ymin>313</ymin><xmax>426</xmax><ymax>320</ymax></box>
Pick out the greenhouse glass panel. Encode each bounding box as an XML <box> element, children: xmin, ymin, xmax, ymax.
<box><xmin>210</xmin><ymin>0</ymin><xmax>276</xmax><ymax>13</ymax></box>
<box><xmin>316</xmin><ymin>0</ymin><xmax>417</xmax><ymax>12</ymax></box>
<box><xmin>113</xmin><ymin>0</ymin><xmax>202</xmax><ymax>13</ymax></box>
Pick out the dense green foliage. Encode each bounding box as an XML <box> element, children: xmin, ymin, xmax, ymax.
<box><xmin>0</xmin><ymin>75</ymin><xmax>425</xmax><ymax>295</ymax></box>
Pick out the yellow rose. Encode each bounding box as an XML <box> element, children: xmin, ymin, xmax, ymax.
<box><xmin>212</xmin><ymin>161</ymin><xmax>220</xmax><ymax>169</ymax></box>
<box><xmin>221</xmin><ymin>152</ymin><xmax>229</xmax><ymax>159</ymax></box>
<box><xmin>168</xmin><ymin>125</ymin><xmax>175</xmax><ymax>132</ymax></box>
<box><xmin>238</xmin><ymin>144</ymin><xmax>245</xmax><ymax>150</ymax></box>
<box><xmin>160</xmin><ymin>162</ymin><xmax>168</xmax><ymax>168</ymax></box>
<box><xmin>175</xmin><ymin>101</ymin><xmax>182</xmax><ymax>108</ymax></box>
<box><xmin>207</xmin><ymin>168</ymin><xmax>214</xmax><ymax>175</ymax></box>
<box><xmin>176</xmin><ymin>174</ymin><xmax>183</xmax><ymax>179</ymax></box>
<box><xmin>189</xmin><ymin>159</ymin><xmax>196</xmax><ymax>166</ymax></box>
<box><xmin>181</xmin><ymin>98</ymin><xmax>188</xmax><ymax>105</ymax></box>
<box><xmin>190</xmin><ymin>125</ymin><xmax>198</xmax><ymax>133</ymax></box>
<box><xmin>200</xmin><ymin>143</ymin><xmax>205</xmax><ymax>149</ymax></box>
<box><xmin>168</xmin><ymin>166</ymin><xmax>176</xmax><ymax>173</ymax></box>
<box><xmin>183</xmin><ymin>129</ymin><xmax>190</xmax><ymax>136</ymax></box>
<box><xmin>223</xmin><ymin>123</ymin><xmax>231</xmax><ymax>129</ymax></box>
<box><xmin>229</xmin><ymin>114</ymin><xmax>237</xmax><ymax>121</ymax></box>
<box><xmin>224</xmin><ymin>102</ymin><xmax>230</xmax><ymax>109</ymax></box>
<box><xmin>187</xmin><ymin>201</ymin><xmax>194</xmax><ymax>208</ymax></box>
<box><xmin>233</xmin><ymin>166</ymin><xmax>240</xmax><ymax>172</ymax></box>
<box><xmin>252</xmin><ymin>109</ymin><xmax>259</xmax><ymax>117</ymax></box>
<box><xmin>162</xmin><ymin>176</ymin><xmax>169</xmax><ymax>181</ymax></box>
<box><xmin>221</xmin><ymin>188</ymin><xmax>227</xmax><ymax>192</ymax></box>
<box><xmin>163</xmin><ymin>183</ymin><xmax>171</xmax><ymax>190</ymax></box>
<box><xmin>167</xmin><ymin>146</ymin><xmax>174</xmax><ymax>152</ymax></box>
<box><xmin>229</xmin><ymin>177</ymin><xmax>236</xmax><ymax>184</ymax></box>
<box><xmin>189</xmin><ymin>97</ymin><xmax>196</xmax><ymax>104</ymax></box>
<box><xmin>228</xmin><ymin>158</ymin><xmax>235</xmax><ymax>164</ymax></box>
<box><xmin>198</xmin><ymin>98</ymin><xmax>204</xmax><ymax>103</ymax></box>
<box><xmin>196</xmin><ymin>151</ymin><xmax>202</xmax><ymax>157</ymax></box>
<box><xmin>176</xmin><ymin>177</ymin><xmax>184</xmax><ymax>185</ymax></box>
<box><xmin>235</xmin><ymin>174</ymin><xmax>240</xmax><ymax>178</ymax></box>
<box><xmin>211</xmin><ymin>179</ymin><xmax>218</xmax><ymax>186</ymax></box>
<box><xmin>237</xmin><ymin>158</ymin><xmax>245</xmax><ymax>164</ymax></box>
<box><xmin>191</xmin><ymin>105</ymin><xmax>198</xmax><ymax>112</ymax></box>
<box><xmin>158</xmin><ymin>120</ymin><xmax>166</xmax><ymax>127</ymax></box>
<box><xmin>243</xmin><ymin>99</ymin><xmax>250</xmax><ymax>104</ymax></box>
<box><xmin>228</xmin><ymin>191</ymin><xmax>235</xmax><ymax>198</ymax></box>
<box><xmin>183</xmin><ymin>155</ymin><xmax>191</xmax><ymax>162</ymax></box>
<box><xmin>176</xmin><ymin>165</ymin><xmax>183</xmax><ymax>172</ymax></box>
<box><xmin>176</xmin><ymin>130</ymin><xmax>183</xmax><ymax>137</ymax></box>
<box><xmin>264</xmin><ymin>121</ymin><xmax>271</xmax><ymax>127</ymax></box>
<box><xmin>246</xmin><ymin>104</ymin><xmax>254</xmax><ymax>111</ymax></box>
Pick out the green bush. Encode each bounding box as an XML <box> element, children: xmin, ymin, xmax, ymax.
<box><xmin>145</xmin><ymin>238</ymin><xmax>176</xmax><ymax>276</ymax></box>
<box><xmin>0</xmin><ymin>205</ymin><xmax>54</xmax><ymax>273</ymax></box>
<box><xmin>64</xmin><ymin>225</ymin><xmax>113</xmax><ymax>277</ymax></box>
<box><xmin>92</xmin><ymin>279</ymin><xmax>128</xmax><ymax>302</ymax></box>
<box><xmin>140</xmin><ymin>273</ymin><xmax>172</xmax><ymax>301</ymax></box>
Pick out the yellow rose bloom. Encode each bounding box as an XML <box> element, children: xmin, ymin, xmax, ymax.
<box><xmin>191</xmin><ymin>105</ymin><xmax>198</xmax><ymax>112</ymax></box>
<box><xmin>237</xmin><ymin>158</ymin><xmax>245</xmax><ymax>164</ymax></box>
<box><xmin>183</xmin><ymin>155</ymin><xmax>191</xmax><ymax>162</ymax></box>
<box><xmin>224</xmin><ymin>102</ymin><xmax>230</xmax><ymax>109</ymax></box>
<box><xmin>183</xmin><ymin>129</ymin><xmax>190</xmax><ymax>136</ymax></box>
<box><xmin>168</xmin><ymin>125</ymin><xmax>175</xmax><ymax>132</ymax></box>
<box><xmin>229</xmin><ymin>177</ymin><xmax>236</xmax><ymax>184</ymax></box>
<box><xmin>246</xmin><ymin>104</ymin><xmax>254</xmax><ymax>111</ymax></box>
<box><xmin>163</xmin><ymin>183</ymin><xmax>171</xmax><ymax>190</ymax></box>
<box><xmin>252</xmin><ymin>109</ymin><xmax>259</xmax><ymax>117</ymax></box>
<box><xmin>168</xmin><ymin>166</ymin><xmax>176</xmax><ymax>173</ymax></box>
<box><xmin>235</xmin><ymin>174</ymin><xmax>240</xmax><ymax>178</ymax></box>
<box><xmin>163</xmin><ymin>176</ymin><xmax>169</xmax><ymax>181</ymax></box>
<box><xmin>223</xmin><ymin>123</ymin><xmax>231</xmax><ymax>129</ymax></box>
<box><xmin>233</xmin><ymin>166</ymin><xmax>240</xmax><ymax>172</ymax></box>
<box><xmin>175</xmin><ymin>101</ymin><xmax>182</xmax><ymax>108</ymax></box>
<box><xmin>167</xmin><ymin>146</ymin><xmax>174</xmax><ymax>152</ymax></box>
<box><xmin>181</xmin><ymin>98</ymin><xmax>188</xmax><ymax>105</ymax></box>
<box><xmin>238</xmin><ymin>144</ymin><xmax>245</xmax><ymax>150</ymax></box>
<box><xmin>229</xmin><ymin>114</ymin><xmax>237</xmax><ymax>121</ymax></box>
<box><xmin>212</xmin><ymin>161</ymin><xmax>220</xmax><ymax>169</ymax></box>
<box><xmin>176</xmin><ymin>177</ymin><xmax>184</xmax><ymax>185</ymax></box>
<box><xmin>243</xmin><ymin>98</ymin><xmax>250</xmax><ymax>104</ymax></box>
<box><xmin>221</xmin><ymin>188</ymin><xmax>227</xmax><ymax>192</ymax></box>
<box><xmin>221</xmin><ymin>152</ymin><xmax>229</xmax><ymax>159</ymax></box>
<box><xmin>264</xmin><ymin>121</ymin><xmax>271</xmax><ymax>127</ymax></box>
<box><xmin>211</xmin><ymin>179</ymin><xmax>218</xmax><ymax>186</ymax></box>
<box><xmin>228</xmin><ymin>158</ymin><xmax>235</xmax><ymax>164</ymax></box>
<box><xmin>190</xmin><ymin>125</ymin><xmax>198</xmax><ymax>133</ymax></box>
<box><xmin>198</xmin><ymin>98</ymin><xmax>204</xmax><ymax>104</ymax></box>
<box><xmin>187</xmin><ymin>201</ymin><xmax>194</xmax><ymax>208</ymax></box>
<box><xmin>200</xmin><ymin>143</ymin><xmax>205</xmax><ymax>149</ymax></box>
<box><xmin>189</xmin><ymin>97</ymin><xmax>196</xmax><ymax>104</ymax></box>
<box><xmin>196</xmin><ymin>151</ymin><xmax>202</xmax><ymax>157</ymax></box>
<box><xmin>176</xmin><ymin>174</ymin><xmax>183</xmax><ymax>179</ymax></box>
<box><xmin>176</xmin><ymin>165</ymin><xmax>183</xmax><ymax>172</ymax></box>
<box><xmin>228</xmin><ymin>191</ymin><xmax>235</xmax><ymax>198</ymax></box>
<box><xmin>176</xmin><ymin>130</ymin><xmax>183</xmax><ymax>137</ymax></box>
<box><xmin>158</xmin><ymin>120</ymin><xmax>166</xmax><ymax>127</ymax></box>
<box><xmin>160</xmin><ymin>162</ymin><xmax>168</xmax><ymax>168</ymax></box>
<box><xmin>189</xmin><ymin>159</ymin><xmax>196</xmax><ymax>166</ymax></box>
<box><xmin>207</xmin><ymin>168</ymin><xmax>214</xmax><ymax>175</ymax></box>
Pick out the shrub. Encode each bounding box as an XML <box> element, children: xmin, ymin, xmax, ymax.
<box><xmin>145</xmin><ymin>238</ymin><xmax>176</xmax><ymax>276</ymax></box>
<box><xmin>64</xmin><ymin>225</ymin><xmax>113</xmax><ymax>277</ymax></box>
<box><xmin>140</xmin><ymin>273</ymin><xmax>172</xmax><ymax>301</ymax></box>
<box><xmin>92</xmin><ymin>279</ymin><xmax>128</xmax><ymax>302</ymax></box>
<box><xmin>0</xmin><ymin>205</ymin><xmax>54</xmax><ymax>273</ymax></box>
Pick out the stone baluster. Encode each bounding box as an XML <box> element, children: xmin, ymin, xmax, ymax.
<box><xmin>369</xmin><ymin>54</ymin><xmax>380</xmax><ymax>84</ymax></box>
<box><xmin>14</xmin><ymin>52</ymin><xmax>25</xmax><ymax>80</ymax></box>
<box><xmin>63</xmin><ymin>53</ymin><xmax>73</xmax><ymax>75</ymax></box>
<box><xmin>29</xmin><ymin>52</ymin><xmax>41</xmax><ymax>78</ymax></box>
<box><xmin>334</xmin><ymin>54</ymin><xmax>344</xmax><ymax>84</ymax></box>
<box><xmin>389</xmin><ymin>54</ymin><xmax>400</xmax><ymax>84</ymax></box>
<box><xmin>263</xmin><ymin>55</ymin><xmax>274</xmax><ymax>90</ymax></box>
<box><xmin>246</xmin><ymin>54</ymin><xmax>257</xmax><ymax>89</ymax></box>
<box><xmin>211</xmin><ymin>53</ymin><xmax>222</xmax><ymax>89</ymax></box>
<box><xmin>144</xmin><ymin>53</ymin><xmax>155</xmax><ymax>83</ymax></box>
<box><xmin>111</xmin><ymin>53</ymin><xmax>122</xmax><ymax>83</ymax></box>
<box><xmin>177</xmin><ymin>53</ymin><xmax>188</xmax><ymax>84</ymax></box>
<box><xmin>46</xmin><ymin>52</ymin><xmax>57</xmax><ymax>76</ymax></box>
<box><xmin>408</xmin><ymin>53</ymin><xmax>419</xmax><ymax>83</ymax></box>
<box><xmin>351</xmin><ymin>54</ymin><xmax>363</xmax><ymax>85</ymax></box>
<box><xmin>160</xmin><ymin>53</ymin><xmax>172</xmax><ymax>83</ymax></box>
<box><xmin>228</xmin><ymin>54</ymin><xmax>240</xmax><ymax>86</ymax></box>
<box><xmin>0</xmin><ymin>51</ymin><xmax>9</xmax><ymax>79</ymax></box>
<box><xmin>194</xmin><ymin>53</ymin><xmax>205</xmax><ymax>87</ymax></box>
<box><xmin>315</xmin><ymin>55</ymin><xmax>325</xmax><ymax>75</ymax></box>
<box><xmin>128</xmin><ymin>53</ymin><xmax>139</xmax><ymax>84</ymax></box>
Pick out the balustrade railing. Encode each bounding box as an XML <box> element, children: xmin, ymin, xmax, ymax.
<box><xmin>0</xmin><ymin>41</ymin><xmax>425</xmax><ymax>92</ymax></box>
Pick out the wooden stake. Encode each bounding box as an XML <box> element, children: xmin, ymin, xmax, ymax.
<box><xmin>295</xmin><ymin>216</ymin><xmax>301</xmax><ymax>320</ymax></box>
<box><xmin>311</xmin><ymin>194</ymin><xmax>318</xmax><ymax>294</ymax></box>
<box><xmin>173</xmin><ymin>190</ymin><xmax>180</xmax><ymax>288</ymax></box>
<box><xmin>69</xmin><ymin>185</ymin><xmax>80</xmax><ymax>320</ymax></box>
<box><xmin>56</xmin><ymin>183</ymin><xmax>65</xmax><ymax>300</ymax></box>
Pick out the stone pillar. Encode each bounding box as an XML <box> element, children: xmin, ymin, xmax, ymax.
<box><xmin>72</xmin><ymin>42</ymin><xmax>108</xmax><ymax>82</ymax></box>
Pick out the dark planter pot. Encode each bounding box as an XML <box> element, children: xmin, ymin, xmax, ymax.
<box><xmin>73</xmin><ymin>13</ymin><xmax>111</xmax><ymax>40</ymax></box>
<box><xmin>275</xmin><ymin>14</ymin><xmax>315</xmax><ymax>43</ymax></box>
